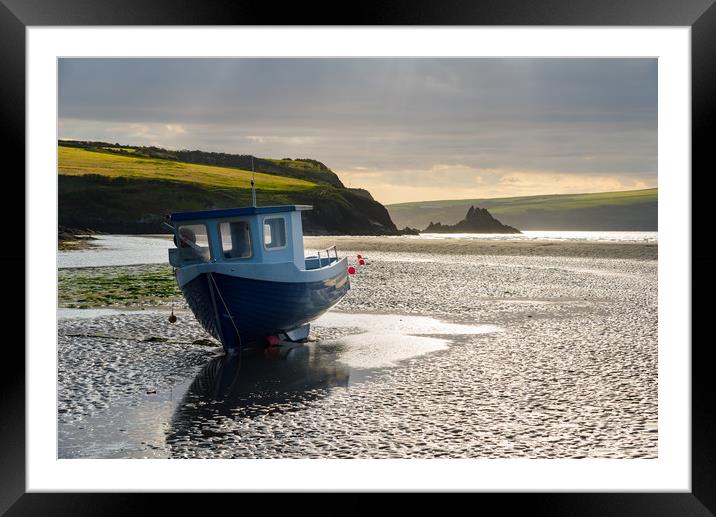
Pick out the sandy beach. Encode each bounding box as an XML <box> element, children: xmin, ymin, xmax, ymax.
<box><xmin>305</xmin><ymin>236</ymin><xmax>657</xmax><ymax>260</ymax></box>
<box><xmin>58</xmin><ymin>236</ymin><xmax>657</xmax><ymax>459</ymax></box>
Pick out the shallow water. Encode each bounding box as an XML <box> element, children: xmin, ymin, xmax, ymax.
<box><xmin>58</xmin><ymin>307</ymin><xmax>161</xmax><ymax>320</ymax></box>
<box><xmin>314</xmin><ymin>312</ymin><xmax>500</xmax><ymax>368</ymax></box>
<box><xmin>57</xmin><ymin>232</ymin><xmax>657</xmax><ymax>270</ymax></box>
<box><xmin>58</xmin><ymin>235</ymin><xmax>173</xmax><ymax>269</ymax></box>
<box><xmin>58</xmin><ymin>246</ymin><xmax>657</xmax><ymax>459</ymax></box>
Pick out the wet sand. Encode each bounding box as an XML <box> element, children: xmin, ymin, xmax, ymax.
<box><xmin>305</xmin><ymin>236</ymin><xmax>657</xmax><ymax>260</ymax></box>
<box><xmin>58</xmin><ymin>240</ymin><xmax>657</xmax><ymax>459</ymax></box>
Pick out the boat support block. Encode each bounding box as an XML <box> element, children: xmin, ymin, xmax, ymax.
<box><xmin>282</xmin><ymin>323</ymin><xmax>311</xmax><ymax>342</ymax></box>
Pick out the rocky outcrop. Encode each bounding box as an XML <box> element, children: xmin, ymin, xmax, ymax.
<box><xmin>423</xmin><ymin>206</ymin><xmax>521</xmax><ymax>233</ymax></box>
<box><xmin>58</xmin><ymin>225</ymin><xmax>100</xmax><ymax>250</ymax></box>
<box><xmin>398</xmin><ymin>227</ymin><xmax>421</xmax><ymax>235</ymax></box>
<box><xmin>58</xmin><ymin>225</ymin><xmax>101</xmax><ymax>240</ymax></box>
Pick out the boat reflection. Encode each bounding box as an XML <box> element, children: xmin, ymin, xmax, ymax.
<box><xmin>168</xmin><ymin>343</ymin><xmax>350</xmax><ymax>441</ymax></box>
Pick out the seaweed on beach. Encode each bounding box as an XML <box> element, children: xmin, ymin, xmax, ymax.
<box><xmin>58</xmin><ymin>264</ymin><xmax>181</xmax><ymax>308</ymax></box>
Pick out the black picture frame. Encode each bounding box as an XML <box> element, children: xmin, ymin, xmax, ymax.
<box><xmin>3</xmin><ymin>0</ymin><xmax>714</xmax><ymax>513</ymax></box>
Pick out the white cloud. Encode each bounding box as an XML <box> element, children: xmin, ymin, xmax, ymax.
<box><xmin>245</xmin><ymin>135</ymin><xmax>318</xmax><ymax>145</ymax></box>
<box><xmin>164</xmin><ymin>124</ymin><xmax>186</xmax><ymax>134</ymax></box>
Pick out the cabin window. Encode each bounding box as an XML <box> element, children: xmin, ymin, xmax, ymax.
<box><xmin>175</xmin><ymin>224</ymin><xmax>210</xmax><ymax>262</ymax></box>
<box><xmin>263</xmin><ymin>217</ymin><xmax>287</xmax><ymax>249</ymax></box>
<box><xmin>220</xmin><ymin>221</ymin><xmax>252</xmax><ymax>259</ymax></box>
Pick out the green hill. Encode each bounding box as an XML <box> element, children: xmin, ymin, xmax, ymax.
<box><xmin>59</xmin><ymin>140</ymin><xmax>345</xmax><ymax>187</ymax></box>
<box><xmin>387</xmin><ymin>189</ymin><xmax>658</xmax><ymax>231</ymax></box>
<box><xmin>59</xmin><ymin>146</ymin><xmax>318</xmax><ymax>190</ymax></box>
<box><xmin>58</xmin><ymin>143</ymin><xmax>398</xmax><ymax>235</ymax></box>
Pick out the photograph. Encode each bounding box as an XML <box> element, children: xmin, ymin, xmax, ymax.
<box><xmin>0</xmin><ymin>0</ymin><xmax>712</xmax><ymax>506</ymax></box>
<box><xmin>56</xmin><ymin>57</ymin><xmax>659</xmax><ymax>460</ymax></box>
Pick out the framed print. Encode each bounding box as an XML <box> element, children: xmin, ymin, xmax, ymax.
<box><xmin>3</xmin><ymin>0</ymin><xmax>715</xmax><ymax>513</ymax></box>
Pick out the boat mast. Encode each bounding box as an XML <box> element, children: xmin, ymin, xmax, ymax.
<box><xmin>251</xmin><ymin>156</ymin><xmax>257</xmax><ymax>207</ymax></box>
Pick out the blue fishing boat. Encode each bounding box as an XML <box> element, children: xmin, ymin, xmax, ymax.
<box><xmin>166</xmin><ymin>203</ymin><xmax>350</xmax><ymax>353</ymax></box>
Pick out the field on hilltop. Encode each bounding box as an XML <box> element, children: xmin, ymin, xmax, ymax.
<box><xmin>59</xmin><ymin>140</ymin><xmax>345</xmax><ymax>187</ymax></box>
<box><xmin>59</xmin><ymin>146</ymin><xmax>317</xmax><ymax>191</ymax></box>
<box><xmin>387</xmin><ymin>189</ymin><xmax>658</xmax><ymax>231</ymax></box>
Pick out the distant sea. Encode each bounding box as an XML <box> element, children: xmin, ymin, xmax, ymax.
<box><xmin>416</xmin><ymin>231</ymin><xmax>657</xmax><ymax>243</ymax></box>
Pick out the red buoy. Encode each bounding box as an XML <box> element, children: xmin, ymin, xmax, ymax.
<box><xmin>348</xmin><ymin>266</ymin><xmax>356</xmax><ymax>274</ymax></box>
<box><xmin>359</xmin><ymin>259</ymin><xmax>365</xmax><ymax>265</ymax></box>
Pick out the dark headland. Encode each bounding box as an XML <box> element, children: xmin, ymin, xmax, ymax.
<box><xmin>423</xmin><ymin>206</ymin><xmax>521</xmax><ymax>234</ymax></box>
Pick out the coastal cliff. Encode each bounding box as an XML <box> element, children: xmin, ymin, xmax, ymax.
<box><xmin>58</xmin><ymin>141</ymin><xmax>401</xmax><ymax>236</ymax></box>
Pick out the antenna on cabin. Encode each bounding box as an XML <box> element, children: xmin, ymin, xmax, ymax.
<box><xmin>251</xmin><ymin>156</ymin><xmax>257</xmax><ymax>207</ymax></box>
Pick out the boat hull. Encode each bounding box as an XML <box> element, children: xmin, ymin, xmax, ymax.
<box><xmin>180</xmin><ymin>269</ymin><xmax>350</xmax><ymax>351</ymax></box>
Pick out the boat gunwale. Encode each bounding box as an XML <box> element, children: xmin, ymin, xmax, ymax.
<box><xmin>175</xmin><ymin>256</ymin><xmax>349</xmax><ymax>287</ymax></box>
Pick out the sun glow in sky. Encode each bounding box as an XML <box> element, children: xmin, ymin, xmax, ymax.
<box><xmin>59</xmin><ymin>58</ymin><xmax>657</xmax><ymax>204</ymax></box>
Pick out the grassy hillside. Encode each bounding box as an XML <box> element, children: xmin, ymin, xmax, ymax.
<box><xmin>59</xmin><ymin>146</ymin><xmax>316</xmax><ymax>191</ymax></box>
<box><xmin>387</xmin><ymin>189</ymin><xmax>658</xmax><ymax>231</ymax></box>
<box><xmin>58</xmin><ymin>145</ymin><xmax>398</xmax><ymax>235</ymax></box>
<box><xmin>59</xmin><ymin>140</ymin><xmax>345</xmax><ymax>187</ymax></box>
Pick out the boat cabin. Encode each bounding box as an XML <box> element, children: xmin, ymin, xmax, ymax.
<box><xmin>167</xmin><ymin>205</ymin><xmax>337</xmax><ymax>270</ymax></box>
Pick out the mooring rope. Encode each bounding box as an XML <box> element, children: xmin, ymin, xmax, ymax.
<box><xmin>168</xmin><ymin>267</ymin><xmax>178</xmax><ymax>323</ymax></box>
<box><xmin>207</xmin><ymin>271</ymin><xmax>243</xmax><ymax>353</ymax></box>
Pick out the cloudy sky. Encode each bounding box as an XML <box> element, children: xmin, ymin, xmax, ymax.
<box><xmin>58</xmin><ymin>58</ymin><xmax>657</xmax><ymax>204</ymax></box>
